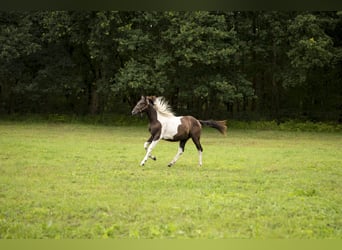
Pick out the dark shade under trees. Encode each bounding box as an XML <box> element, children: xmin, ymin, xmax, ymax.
<box><xmin>0</xmin><ymin>11</ymin><xmax>341</xmax><ymax>122</ymax></box>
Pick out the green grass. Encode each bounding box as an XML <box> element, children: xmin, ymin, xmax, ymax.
<box><xmin>0</xmin><ymin>122</ymin><xmax>341</xmax><ymax>239</ymax></box>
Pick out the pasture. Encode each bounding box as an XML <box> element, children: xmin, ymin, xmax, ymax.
<box><xmin>0</xmin><ymin>122</ymin><xmax>341</xmax><ymax>239</ymax></box>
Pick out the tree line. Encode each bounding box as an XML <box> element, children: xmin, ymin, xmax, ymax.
<box><xmin>0</xmin><ymin>11</ymin><xmax>341</xmax><ymax>121</ymax></box>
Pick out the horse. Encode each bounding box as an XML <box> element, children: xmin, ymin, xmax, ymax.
<box><xmin>131</xmin><ymin>96</ymin><xmax>227</xmax><ymax>167</ymax></box>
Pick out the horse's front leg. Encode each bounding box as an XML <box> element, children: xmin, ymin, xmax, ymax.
<box><xmin>144</xmin><ymin>136</ymin><xmax>157</xmax><ymax>161</ymax></box>
<box><xmin>140</xmin><ymin>139</ymin><xmax>160</xmax><ymax>166</ymax></box>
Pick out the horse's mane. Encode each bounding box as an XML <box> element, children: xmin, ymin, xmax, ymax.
<box><xmin>154</xmin><ymin>97</ymin><xmax>175</xmax><ymax>117</ymax></box>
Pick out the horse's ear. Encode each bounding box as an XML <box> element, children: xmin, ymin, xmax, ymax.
<box><xmin>146</xmin><ymin>96</ymin><xmax>154</xmax><ymax>105</ymax></box>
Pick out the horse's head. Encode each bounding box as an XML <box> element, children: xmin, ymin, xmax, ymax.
<box><xmin>131</xmin><ymin>96</ymin><xmax>156</xmax><ymax>115</ymax></box>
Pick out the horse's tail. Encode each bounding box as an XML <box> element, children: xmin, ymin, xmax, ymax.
<box><xmin>199</xmin><ymin>120</ymin><xmax>227</xmax><ymax>135</ymax></box>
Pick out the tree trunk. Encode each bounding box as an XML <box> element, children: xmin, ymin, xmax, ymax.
<box><xmin>88</xmin><ymin>67</ymin><xmax>101</xmax><ymax>115</ymax></box>
<box><xmin>271</xmin><ymin>41</ymin><xmax>280</xmax><ymax>119</ymax></box>
<box><xmin>89</xmin><ymin>82</ymin><xmax>99</xmax><ymax>115</ymax></box>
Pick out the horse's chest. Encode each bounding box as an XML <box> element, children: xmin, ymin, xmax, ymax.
<box><xmin>158</xmin><ymin>116</ymin><xmax>182</xmax><ymax>140</ymax></box>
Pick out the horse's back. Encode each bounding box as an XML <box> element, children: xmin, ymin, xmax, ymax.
<box><xmin>158</xmin><ymin>115</ymin><xmax>201</xmax><ymax>141</ymax></box>
<box><xmin>182</xmin><ymin>115</ymin><xmax>201</xmax><ymax>128</ymax></box>
<box><xmin>186</xmin><ymin>115</ymin><xmax>202</xmax><ymax>130</ymax></box>
<box><xmin>178</xmin><ymin>116</ymin><xmax>202</xmax><ymax>138</ymax></box>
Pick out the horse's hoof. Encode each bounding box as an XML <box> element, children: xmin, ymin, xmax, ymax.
<box><xmin>167</xmin><ymin>163</ymin><xmax>173</xmax><ymax>167</ymax></box>
<box><xmin>152</xmin><ymin>156</ymin><xmax>157</xmax><ymax>161</ymax></box>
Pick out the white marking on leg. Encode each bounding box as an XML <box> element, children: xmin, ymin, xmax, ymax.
<box><xmin>140</xmin><ymin>140</ymin><xmax>159</xmax><ymax>166</ymax></box>
<box><xmin>168</xmin><ymin>147</ymin><xmax>183</xmax><ymax>167</ymax></box>
<box><xmin>144</xmin><ymin>141</ymin><xmax>156</xmax><ymax>160</ymax></box>
<box><xmin>198</xmin><ymin>150</ymin><xmax>202</xmax><ymax>166</ymax></box>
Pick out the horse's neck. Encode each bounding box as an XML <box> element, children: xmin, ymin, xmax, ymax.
<box><xmin>146</xmin><ymin>106</ymin><xmax>158</xmax><ymax>123</ymax></box>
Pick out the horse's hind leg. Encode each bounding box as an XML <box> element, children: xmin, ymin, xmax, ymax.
<box><xmin>168</xmin><ymin>139</ymin><xmax>187</xmax><ymax>167</ymax></box>
<box><xmin>191</xmin><ymin>136</ymin><xmax>203</xmax><ymax>166</ymax></box>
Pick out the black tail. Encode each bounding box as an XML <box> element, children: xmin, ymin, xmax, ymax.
<box><xmin>199</xmin><ymin>120</ymin><xmax>227</xmax><ymax>135</ymax></box>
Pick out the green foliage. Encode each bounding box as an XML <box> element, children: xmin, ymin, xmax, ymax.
<box><xmin>286</xmin><ymin>14</ymin><xmax>334</xmax><ymax>85</ymax></box>
<box><xmin>113</xmin><ymin>58</ymin><xmax>168</xmax><ymax>96</ymax></box>
<box><xmin>229</xmin><ymin>120</ymin><xmax>342</xmax><ymax>132</ymax></box>
<box><xmin>113</xmin><ymin>11</ymin><xmax>253</xmax><ymax>111</ymax></box>
<box><xmin>0</xmin><ymin>11</ymin><xmax>341</xmax><ymax>121</ymax></box>
<box><xmin>3</xmin><ymin>114</ymin><xmax>341</xmax><ymax>133</ymax></box>
<box><xmin>0</xmin><ymin>113</ymin><xmax>146</xmax><ymax>126</ymax></box>
<box><xmin>163</xmin><ymin>11</ymin><xmax>237</xmax><ymax>66</ymax></box>
<box><xmin>0</xmin><ymin>12</ymin><xmax>41</xmax><ymax>62</ymax></box>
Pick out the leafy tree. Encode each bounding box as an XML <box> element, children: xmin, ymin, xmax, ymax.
<box><xmin>113</xmin><ymin>11</ymin><xmax>255</xmax><ymax>117</ymax></box>
<box><xmin>0</xmin><ymin>11</ymin><xmax>341</xmax><ymax>121</ymax></box>
<box><xmin>284</xmin><ymin>12</ymin><xmax>338</xmax><ymax>120</ymax></box>
<box><xmin>41</xmin><ymin>11</ymin><xmax>122</xmax><ymax>114</ymax></box>
<box><xmin>286</xmin><ymin>13</ymin><xmax>334</xmax><ymax>85</ymax></box>
<box><xmin>0</xmin><ymin>11</ymin><xmax>41</xmax><ymax>113</ymax></box>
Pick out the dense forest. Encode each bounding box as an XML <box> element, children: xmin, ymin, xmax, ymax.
<box><xmin>0</xmin><ymin>11</ymin><xmax>341</xmax><ymax>121</ymax></box>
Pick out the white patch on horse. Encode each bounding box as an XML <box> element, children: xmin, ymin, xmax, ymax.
<box><xmin>158</xmin><ymin>115</ymin><xmax>182</xmax><ymax>140</ymax></box>
<box><xmin>153</xmin><ymin>97</ymin><xmax>182</xmax><ymax>140</ymax></box>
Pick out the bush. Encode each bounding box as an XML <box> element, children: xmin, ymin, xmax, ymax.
<box><xmin>279</xmin><ymin>120</ymin><xmax>342</xmax><ymax>132</ymax></box>
<box><xmin>1</xmin><ymin>114</ymin><xmax>341</xmax><ymax>132</ymax></box>
<box><xmin>229</xmin><ymin>120</ymin><xmax>342</xmax><ymax>132</ymax></box>
<box><xmin>0</xmin><ymin>113</ymin><xmax>147</xmax><ymax>127</ymax></box>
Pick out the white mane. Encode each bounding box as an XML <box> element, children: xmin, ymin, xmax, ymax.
<box><xmin>154</xmin><ymin>97</ymin><xmax>175</xmax><ymax>117</ymax></box>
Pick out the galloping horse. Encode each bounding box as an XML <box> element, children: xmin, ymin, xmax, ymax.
<box><xmin>132</xmin><ymin>96</ymin><xmax>227</xmax><ymax>167</ymax></box>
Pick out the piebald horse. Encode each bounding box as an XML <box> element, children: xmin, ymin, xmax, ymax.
<box><xmin>132</xmin><ymin>96</ymin><xmax>227</xmax><ymax>167</ymax></box>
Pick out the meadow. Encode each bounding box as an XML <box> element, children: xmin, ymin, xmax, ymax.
<box><xmin>0</xmin><ymin>121</ymin><xmax>341</xmax><ymax>239</ymax></box>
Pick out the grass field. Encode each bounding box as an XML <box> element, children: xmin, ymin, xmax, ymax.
<box><xmin>0</xmin><ymin>122</ymin><xmax>341</xmax><ymax>239</ymax></box>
